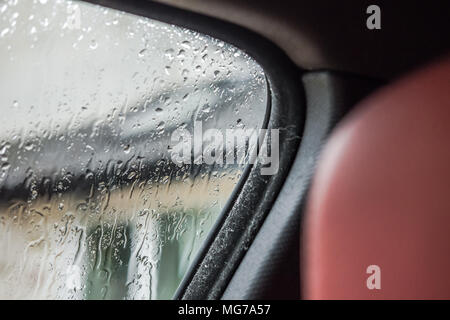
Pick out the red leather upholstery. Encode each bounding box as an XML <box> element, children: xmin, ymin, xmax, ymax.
<box><xmin>302</xmin><ymin>56</ymin><xmax>450</xmax><ymax>299</ymax></box>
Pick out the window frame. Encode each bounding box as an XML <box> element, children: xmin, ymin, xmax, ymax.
<box><xmin>77</xmin><ymin>0</ymin><xmax>306</xmax><ymax>299</ymax></box>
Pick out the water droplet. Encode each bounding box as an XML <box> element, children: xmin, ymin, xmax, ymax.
<box><xmin>1</xmin><ymin>28</ymin><xmax>10</xmax><ymax>37</ymax></box>
<box><xmin>164</xmin><ymin>66</ymin><xmax>171</xmax><ymax>75</ymax></box>
<box><xmin>138</xmin><ymin>48</ymin><xmax>146</xmax><ymax>57</ymax></box>
<box><xmin>1</xmin><ymin>162</ymin><xmax>10</xmax><ymax>170</ymax></box>
<box><xmin>164</xmin><ymin>48</ymin><xmax>174</xmax><ymax>60</ymax></box>
<box><xmin>24</xmin><ymin>142</ymin><xmax>34</xmax><ymax>151</ymax></box>
<box><xmin>89</xmin><ymin>39</ymin><xmax>98</xmax><ymax>50</ymax></box>
<box><xmin>181</xmin><ymin>40</ymin><xmax>191</xmax><ymax>49</ymax></box>
<box><xmin>157</xmin><ymin>121</ymin><xmax>165</xmax><ymax>130</ymax></box>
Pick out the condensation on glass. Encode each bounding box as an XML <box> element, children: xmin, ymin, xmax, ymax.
<box><xmin>0</xmin><ymin>0</ymin><xmax>267</xmax><ymax>299</ymax></box>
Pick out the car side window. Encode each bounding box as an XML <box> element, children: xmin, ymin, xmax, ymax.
<box><xmin>0</xmin><ymin>0</ymin><xmax>267</xmax><ymax>299</ymax></box>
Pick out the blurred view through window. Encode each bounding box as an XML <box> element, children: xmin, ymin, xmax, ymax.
<box><xmin>0</xmin><ymin>0</ymin><xmax>267</xmax><ymax>299</ymax></box>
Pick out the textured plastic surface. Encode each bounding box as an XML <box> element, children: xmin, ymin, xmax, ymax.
<box><xmin>223</xmin><ymin>71</ymin><xmax>381</xmax><ymax>299</ymax></box>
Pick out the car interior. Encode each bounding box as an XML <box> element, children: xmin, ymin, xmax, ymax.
<box><xmin>0</xmin><ymin>0</ymin><xmax>449</xmax><ymax>301</ymax></box>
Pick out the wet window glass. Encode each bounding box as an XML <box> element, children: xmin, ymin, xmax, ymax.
<box><xmin>0</xmin><ymin>0</ymin><xmax>267</xmax><ymax>299</ymax></box>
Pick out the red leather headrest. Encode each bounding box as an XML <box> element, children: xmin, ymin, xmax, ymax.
<box><xmin>302</xmin><ymin>56</ymin><xmax>450</xmax><ymax>299</ymax></box>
